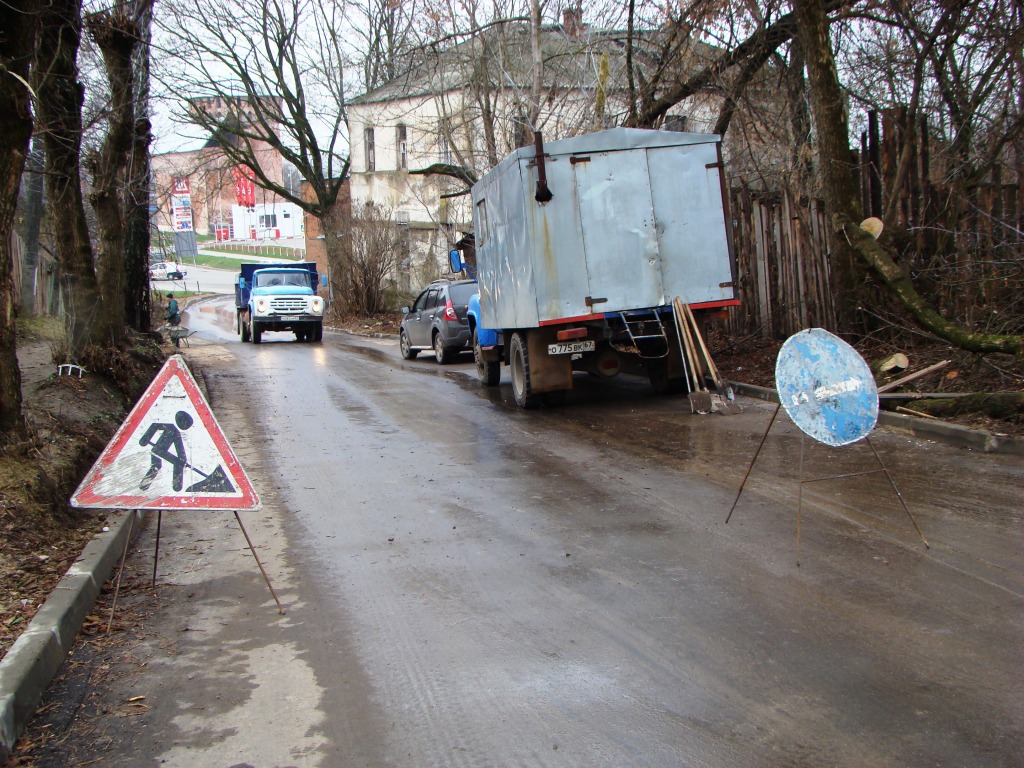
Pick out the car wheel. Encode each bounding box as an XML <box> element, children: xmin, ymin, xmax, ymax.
<box><xmin>400</xmin><ymin>329</ymin><xmax>417</xmax><ymax>359</ymax></box>
<box><xmin>433</xmin><ymin>332</ymin><xmax>451</xmax><ymax>364</ymax></box>
<box><xmin>251</xmin><ymin>317</ymin><xmax>262</xmax><ymax>344</ymax></box>
<box><xmin>510</xmin><ymin>332</ymin><xmax>540</xmax><ymax>408</ymax></box>
<box><xmin>474</xmin><ymin>329</ymin><xmax>500</xmax><ymax>387</ymax></box>
<box><xmin>295</xmin><ymin>329</ymin><xmax>307</xmax><ymax>342</ymax></box>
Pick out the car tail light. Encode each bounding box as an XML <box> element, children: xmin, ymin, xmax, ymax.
<box><xmin>443</xmin><ymin>298</ymin><xmax>458</xmax><ymax>321</ymax></box>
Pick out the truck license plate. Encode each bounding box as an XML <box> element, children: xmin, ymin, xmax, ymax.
<box><xmin>548</xmin><ymin>340</ymin><xmax>595</xmax><ymax>355</ymax></box>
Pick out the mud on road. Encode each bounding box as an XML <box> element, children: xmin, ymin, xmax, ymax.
<box><xmin>10</xmin><ymin>303</ymin><xmax>1024</xmax><ymax>767</ymax></box>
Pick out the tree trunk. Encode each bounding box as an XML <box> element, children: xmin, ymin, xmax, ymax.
<box><xmin>18</xmin><ymin>140</ymin><xmax>45</xmax><ymax>316</ymax></box>
<box><xmin>86</xmin><ymin>7</ymin><xmax>144</xmax><ymax>345</ymax></box>
<box><xmin>0</xmin><ymin>0</ymin><xmax>36</xmax><ymax>444</ymax></box>
<box><xmin>124</xmin><ymin>2</ymin><xmax>153</xmax><ymax>332</ymax></box>
<box><xmin>794</xmin><ymin>0</ymin><xmax>1024</xmax><ymax>357</ymax></box>
<box><xmin>125</xmin><ymin>116</ymin><xmax>153</xmax><ymax>332</ymax></box>
<box><xmin>909</xmin><ymin>392</ymin><xmax>1024</xmax><ymax>420</ymax></box>
<box><xmin>792</xmin><ymin>0</ymin><xmax>865</xmax><ymax>332</ymax></box>
<box><xmin>320</xmin><ymin>202</ymin><xmax>351</xmax><ymax>315</ymax></box>
<box><xmin>35</xmin><ymin>0</ymin><xmax>107</xmax><ymax>353</ymax></box>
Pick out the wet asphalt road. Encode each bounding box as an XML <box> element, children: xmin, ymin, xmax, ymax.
<box><xmin>35</xmin><ymin>295</ymin><xmax>1024</xmax><ymax>766</ymax></box>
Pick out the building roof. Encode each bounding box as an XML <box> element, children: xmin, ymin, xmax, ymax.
<box><xmin>349</xmin><ymin>19</ymin><xmax>718</xmax><ymax>108</ymax></box>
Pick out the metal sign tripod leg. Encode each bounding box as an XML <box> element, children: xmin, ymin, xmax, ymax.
<box><xmin>234</xmin><ymin>511</ymin><xmax>285</xmax><ymax>615</ymax></box>
<box><xmin>106</xmin><ymin>511</ymin><xmax>138</xmax><ymax>636</ymax></box>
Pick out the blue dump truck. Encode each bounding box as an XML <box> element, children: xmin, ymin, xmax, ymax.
<box><xmin>453</xmin><ymin>128</ymin><xmax>739</xmax><ymax>407</ymax></box>
<box><xmin>235</xmin><ymin>262</ymin><xmax>325</xmax><ymax>343</ymax></box>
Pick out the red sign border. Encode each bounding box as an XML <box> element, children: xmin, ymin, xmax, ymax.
<box><xmin>71</xmin><ymin>356</ymin><xmax>261</xmax><ymax>511</ymax></box>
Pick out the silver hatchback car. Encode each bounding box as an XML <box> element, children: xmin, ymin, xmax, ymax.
<box><xmin>399</xmin><ymin>279</ymin><xmax>477</xmax><ymax>364</ymax></box>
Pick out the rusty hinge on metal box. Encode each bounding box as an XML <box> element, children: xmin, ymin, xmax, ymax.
<box><xmin>706</xmin><ymin>162</ymin><xmax>724</xmax><ymax>169</ymax></box>
<box><xmin>585</xmin><ymin>296</ymin><xmax>608</xmax><ymax>309</ymax></box>
<box><xmin>570</xmin><ymin>156</ymin><xmax>591</xmax><ymax>165</ymax></box>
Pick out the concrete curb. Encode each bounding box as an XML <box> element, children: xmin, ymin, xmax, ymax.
<box><xmin>0</xmin><ymin>509</ymin><xmax>145</xmax><ymax>762</ymax></box>
<box><xmin>730</xmin><ymin>382</ymin><xmax>1024</xmax><ymax>456</ymax></box>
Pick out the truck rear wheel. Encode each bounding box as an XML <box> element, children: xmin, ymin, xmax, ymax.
<box><xmin>251</xmin><ymin>317</ymin><xmax>262</xmax><ymax>344</ymax></box>
<box><xmin>241</xmin><ymin>313</ymin><xmax>251</xmax><ymax>342</ymax></box>
<box><xmin>510</xmin><ymin>332</ymin><xmax>540</xmax><ymax>408</ymax></box>
<box><xmin>474</xmin><ymin>330</ymin><xmax>500</xmax><ymax>387</ymax></box>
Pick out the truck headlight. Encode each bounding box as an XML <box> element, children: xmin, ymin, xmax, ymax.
<box><xmin>311</xmin><ymin>298</ymin><xmax>324</xmax><ymax>314</ymax></box>
<box><xmin>255</xmin><ymin>298</ymin><xmax>269</xmax><ymax>314</ymax></box>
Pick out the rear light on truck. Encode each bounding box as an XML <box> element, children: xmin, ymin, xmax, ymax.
<box><xmin>557</xmin><ymin>327</ymin><xmax>587</xmax><ymax>341</ymax></box>
<box><xmin>443</xmin><ymin>298</ymin><xmax>458</xmax><ymax>321</ymax></box>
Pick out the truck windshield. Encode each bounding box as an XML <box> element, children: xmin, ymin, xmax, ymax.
<box><xmin>257</xmin><ymin>272</ymin><xmax>309</xmax><ymax>288</ymax></box>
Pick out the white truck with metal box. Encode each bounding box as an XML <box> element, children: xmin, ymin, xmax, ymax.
<box><xmin>456</xmin><ymin>128</ymin><xmax>738</xmax><ymax>407</ymax></box>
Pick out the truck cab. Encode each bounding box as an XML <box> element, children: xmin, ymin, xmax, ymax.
<box><xmin>235</xmin><ymin>263</ymin><xmax>325</xmax><ymax>343</ymax></box>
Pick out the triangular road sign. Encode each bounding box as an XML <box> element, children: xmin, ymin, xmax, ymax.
<box><xmin>71</xmin><ymin>355</ymin><xmax>261</xmax><ymax>511</ymax></box>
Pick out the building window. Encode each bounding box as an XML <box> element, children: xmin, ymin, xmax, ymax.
<box><xmin>396</xmin><ymin>125</ymin><xmax>408</xmax><ymax>170</ymax></box>
<box><xmin>259</xmin><ymin>214</ymin><xmax>278</xmax><ymax>228</ymax></box>
<box><xmin>364</xmin><ymin>127</ymin><xmax>375</xmax><ymax>172</ymax></box>
<box><xmin>436</xmin><ymin>124</ymin><xmax>452</xmax><ymax>165</ymax></box>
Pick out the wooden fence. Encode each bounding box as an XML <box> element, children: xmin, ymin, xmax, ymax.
<box><xmin>726</xmin><ymin>109</ymin><xmax>1022</xmax><ymax>339</ymax></box>
<box><xmin>728</xmin><ymin>189</ymin><xmax>835</xmax><ymax>339</ymax></box>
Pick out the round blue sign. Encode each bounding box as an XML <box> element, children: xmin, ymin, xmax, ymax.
<box><xmin>775</xmin><ymin>329</ymin><xmax>878</xmax><ymax>446</ymax></box>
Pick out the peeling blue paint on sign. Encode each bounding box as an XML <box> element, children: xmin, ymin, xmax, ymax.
<box><xmin>775</xmin><ymin>328</ymin><xmax>879</xmax><ymax>447</ymax></box>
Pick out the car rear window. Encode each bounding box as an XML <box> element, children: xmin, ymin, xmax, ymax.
<box><xmin>449</xmin><ymin>283</ymin><xmax>477</xmax><ymax>304</ymax></box>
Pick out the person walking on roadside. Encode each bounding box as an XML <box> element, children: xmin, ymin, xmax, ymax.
<box><xmin>165</xmin><ymin>293</ymin><xmax>182</xmax><ymax>347</ymax></box>
<box><xmin>165</xmin><ymin>293</ymin><xmax>181</xmax><ymax>325</ymax></box>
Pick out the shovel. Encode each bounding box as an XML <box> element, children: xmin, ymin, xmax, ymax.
<box><xmin>682</xmin><ymin>303</ymin><xmax>742</xmax><ymax>415</ymax></box>
<box><xmin>673</xmin><ymin>298</ymin><xmax>713</xmax><ymax>414</ymax></box>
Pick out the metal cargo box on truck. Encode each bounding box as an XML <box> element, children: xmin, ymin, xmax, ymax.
<box><xmin>471</xmin><ymin>128</ymin><xmax>736</xmax><ymax>331</ymax></box>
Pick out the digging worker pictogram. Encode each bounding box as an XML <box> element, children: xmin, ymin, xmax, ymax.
<box><xmin>139</xmin><ymin>410</ymin><xmax>194</xmax><ymax>491</ymax></box>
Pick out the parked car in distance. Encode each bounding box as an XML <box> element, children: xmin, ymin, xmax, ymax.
<box><xmin>400</xmin><ymin>279</ymin><xmax>477</xmax><ymax>364</ymax></box>
<box><xmin>149</xmin><ymin>261</ymin><xmax>186</xmax><ymax>280</ymax></box>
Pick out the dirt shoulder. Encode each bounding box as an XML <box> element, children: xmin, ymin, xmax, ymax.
<box><xmin>0</xmin><ymin>325</ymin><xmax>167</xmax><ymax>661</ymax></box>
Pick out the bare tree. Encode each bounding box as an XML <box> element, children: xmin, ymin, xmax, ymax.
<box><xmin>84</xmin><ymin>0</ymin><xmax>153</xmax><ymax>343</ymax></box>
<box><xmin>353</xmin><ymin>0</ymin><xmax>418</xmax><ymax>92</ymax></box>
<box><xmin>794</xmin><ymin>0</ymin><xmax>1022</xmax><ymax>354</ymax></box>
<box><xmin>0</xmin><ymin>0</ymin><xmax>38</xmax><ymax>444</ymax></box>
<box><xmin>34</xmin><ymin>0</ymin><xmax>109</xmax><ymax>353</ymax></box>
<box><xmin>344</xmin><ymin>201</ymin><xmax>403</xmax><ymax>316</ymax></box>
<box><xmin>157</xmin><ymin>0</ymin><xmax>353</xmax><ymax>308</ymax></box>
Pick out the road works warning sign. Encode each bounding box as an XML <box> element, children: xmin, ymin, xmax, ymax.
<box><xmin>71</xmin><ymin>355</ymin><xmax>261</xmax><ymax>511</ymax></box>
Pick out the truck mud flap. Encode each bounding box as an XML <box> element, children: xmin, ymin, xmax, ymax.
<box><xmin>528</xmin><ymin>329</ymin><xmax>572</xmax><ymax>394</ymax></box>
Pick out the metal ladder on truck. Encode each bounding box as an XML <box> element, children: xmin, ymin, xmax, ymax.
<box><xmin>617</xmin><ymin>309</ymin><xmax>670</xmax><ymax>358</ymax></box>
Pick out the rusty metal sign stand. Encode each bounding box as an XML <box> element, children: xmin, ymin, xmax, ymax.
<box><xmin>106</xmin><ymin>508</ymin><xmax>284</xmax><ymax>634</ymax></box>
<box><xmin>725</xmin><ymin>410</ymin><xmax>929</xmax><ymax>564</ymax></box>
<box><xmin>148</xmin><ymin>510</ymin><xmax>284</xmax><ymax>613</ymax></box>
<box><xmin>725</xmin><ymin>329</ymin><xmax>929</xmax><ymax>564</ymax></box>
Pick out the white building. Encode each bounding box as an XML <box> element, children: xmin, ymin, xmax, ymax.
<box><xmin>230</xmin><ymin>202</ymin><xmax>304</xmax><ymax>240</ymax></box>
<box><xmin>346</xmin><ymin>10</ymin><xmax>721</xmax><ymax>290</ymax></box>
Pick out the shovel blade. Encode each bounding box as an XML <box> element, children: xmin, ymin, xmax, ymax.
<box><xmin>712</xmin><ymin>396</ymin><xmax>743</xmax><ymax>415</ymax></box>
<box><xmin>688</xmin><ymin>390</ymin><xmax>714</xmax><ymax>414</ymax></box>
